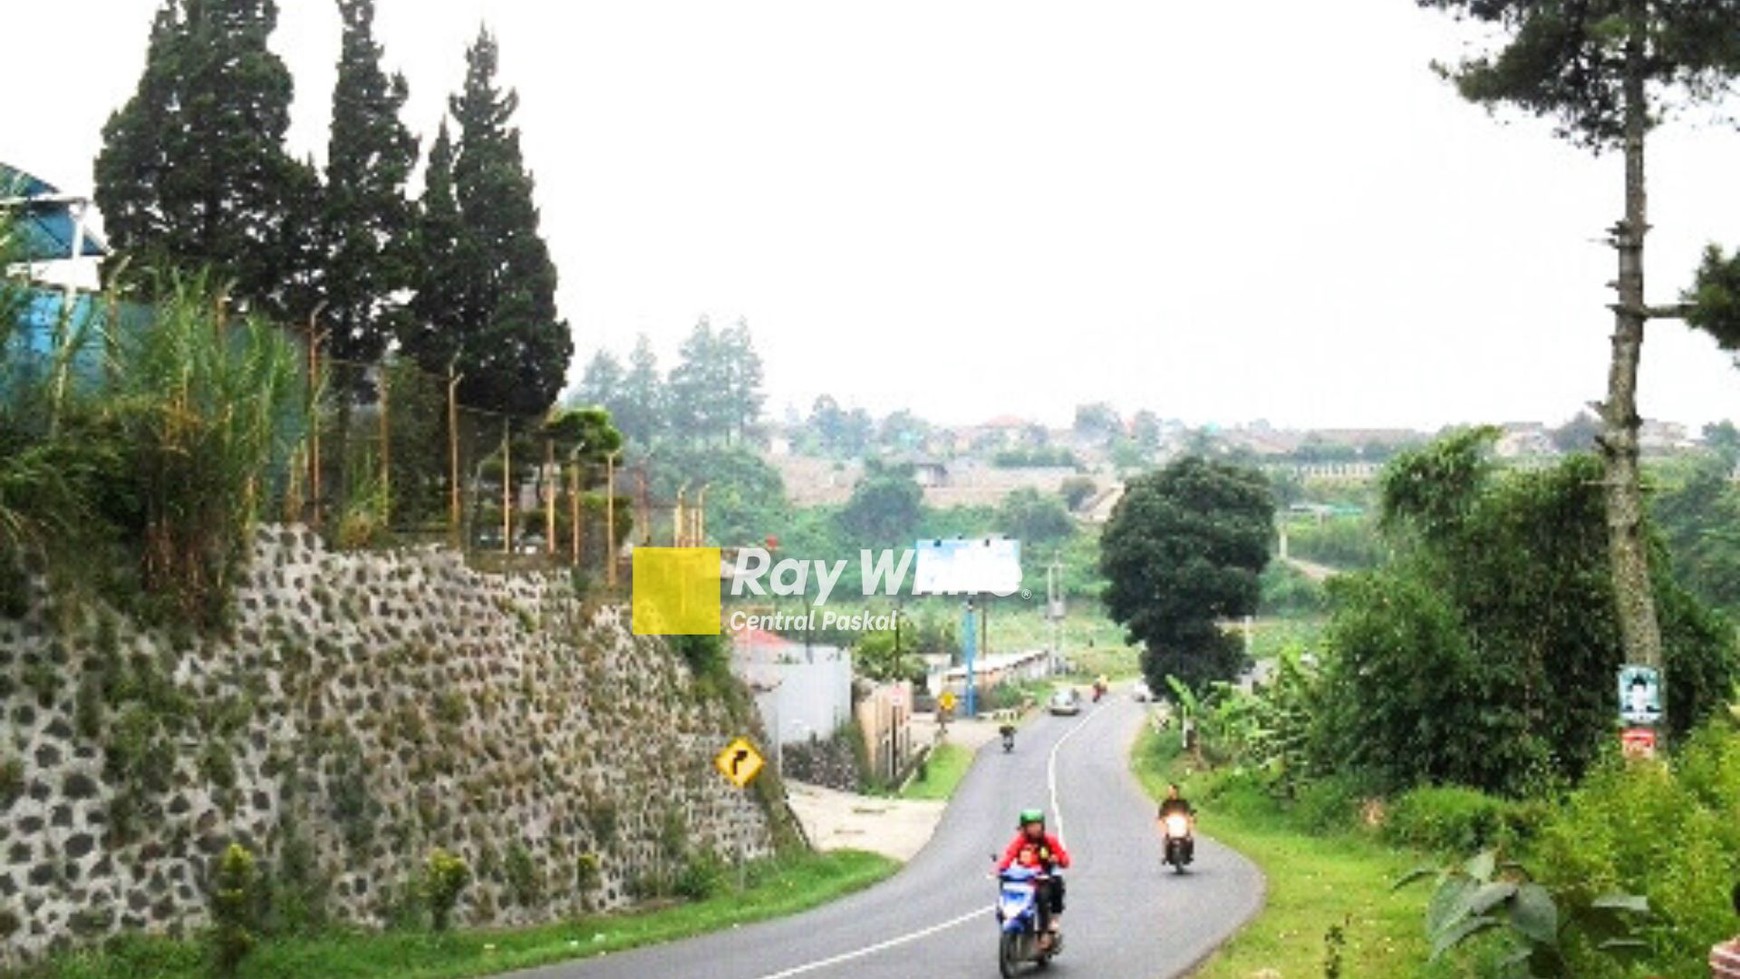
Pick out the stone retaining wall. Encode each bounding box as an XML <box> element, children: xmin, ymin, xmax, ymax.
<box><xmin>0</xmin><ymin>525</ymin><xmax>776</xmax><ymax>967</ymax></box>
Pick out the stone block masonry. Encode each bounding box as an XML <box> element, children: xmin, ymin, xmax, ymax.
<box><xmin>0</xmin><ymin>525</ymin><xmax>777</xmax><ymax>968</ymax></box>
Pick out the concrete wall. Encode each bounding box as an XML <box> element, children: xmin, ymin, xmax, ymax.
<box><xmin>734</xmin><ymin>642</ymin><xmax>852</xmax><ymax>747</ymax></box>
<box><xmin>855</xmin><ymin>682</ymin><xmax>915</xmax><ymax>786</ymax></box>
<box><xmin>0</xmin><ymin>525</ymin><xmax>777</xmax><ymax>968</ymax></box>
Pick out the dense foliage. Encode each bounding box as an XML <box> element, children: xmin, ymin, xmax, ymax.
<box><xmin>1100</xmin><ymin>456</ymin><xmax>1275</xmax><ymax>693</ymax></box>
<box><xmin>1</xmin><ymin>273</ymin><xmax>306</xmax><ymax>628</ymax></box>
<box><xmin>1316</xmin><ymin>431</ymin><xmax>1737</xmax><ymax>795</ymax></box>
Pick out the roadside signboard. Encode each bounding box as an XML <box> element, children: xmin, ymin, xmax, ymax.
<box><xmin>1621</xmin><ymin>727</ymin><xmax>1657</xmax><ymax>760</ymax></box>
<box><xmin>714</xmin><ymin>737</ymin><xmax>765</xmax><ymax>788</ymax></box>
<box><xmin>1617</xmin><ymin>665</ymin><xmax>1662</xmax><ymax>726</ymax></box>
<box><xmin>938</xmin><ymin>691</ymin><xmax>957</xmax><ymax>713</ymax></box>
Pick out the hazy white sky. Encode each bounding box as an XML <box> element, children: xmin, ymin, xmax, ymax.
<box><xmin>9</xmin><ymin>0</ymin><xmax>1740</xmax><ymax>431</ymax></box>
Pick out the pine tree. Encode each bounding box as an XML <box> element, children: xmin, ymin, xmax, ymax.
<box><xmin>94</xmin><ymin>0</ymin><xmax>310</xmax><ymax>316</ymax></box>
<box><xmin>613</xmin><ymin>334</ymin><xmax>665</xmax><ymax>447</ymax></box>
<box><xmin>437</xmin><ymin>26</ymin><xmax>573</xmax><ymax>417</ymax></box>
<box><xmin>321</xmin><ymin>0</ymin><xmax>418</xmax><ymax>366</ymax></box>
<box><xmin>719</xmin><ymin>317</ymin><xmax>765</xmax><ymax>445</ymax></box>
<box><xmin>573</xmin><ymin>349</ymin><xmax>624</xmax><ymax>410</ymax></box>
<box><xmin>667</xmin><ymin>317</ymin><xmax>723</xmax><ymax>445</ymax></box>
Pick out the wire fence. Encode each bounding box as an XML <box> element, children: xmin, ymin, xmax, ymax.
<box><xmin>285</xmin><ymin>353</ymin><xmax>699</xmax><ymax>591</ymax></box>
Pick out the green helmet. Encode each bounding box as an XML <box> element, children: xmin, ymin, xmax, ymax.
<box><xmin>1018</xmin><ymin>808</ymin><xmax>1045</xmax><ymax>828</ymax></box>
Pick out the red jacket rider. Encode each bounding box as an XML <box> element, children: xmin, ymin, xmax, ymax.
<box><xmin>997</xmin><ymin>811</ymin><xmax>1071</xmax><ymax>873</ymax></box>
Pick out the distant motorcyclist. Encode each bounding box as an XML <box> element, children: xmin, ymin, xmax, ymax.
<box><xmin>997</xmin><ymin>808</ymin><xmax>1071</xmax><ymax>943</ymax></box>
<box><xmin>1158</xmin><ymin>783</ymin><xmax>1196</xmax><ymax>863</ymax></box>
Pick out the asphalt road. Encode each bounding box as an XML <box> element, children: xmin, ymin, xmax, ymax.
<box><xmin>510</xmin><ymin>697</ymin><xmax>1264</xmax><ymax>979</ymax></box>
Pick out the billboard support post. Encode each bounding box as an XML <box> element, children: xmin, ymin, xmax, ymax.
<box><xmin>963</xmin><ymin>597</ymin><xmax>977</xmax><ymax>718</ymax></box>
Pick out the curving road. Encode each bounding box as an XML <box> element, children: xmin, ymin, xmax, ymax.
<box><xmin>509</xmin><ymin>697</ymin><xmax>1264</xmax><ymax>979</ymax></box>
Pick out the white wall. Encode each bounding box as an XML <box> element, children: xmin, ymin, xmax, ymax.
<box><xmin>736</xmin><ymin>642</ymin><xmax>854</xmax><ymax>746</ymax></box>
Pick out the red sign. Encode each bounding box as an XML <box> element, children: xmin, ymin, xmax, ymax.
<box><xmin>1621</xmin><ymin>727</ymin><xmax>1657</xmax><ymax>759</ymax></box>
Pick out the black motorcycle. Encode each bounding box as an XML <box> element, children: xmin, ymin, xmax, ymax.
<box><xmin>1000</xmin><ymin>724</ymin><xmax>1016</xmax><ymax>753</ymax></box>
<box><xmin>1161</xmin><ymin>813</ymin><xmax>1195</xmax><ymax>873</ymax></box>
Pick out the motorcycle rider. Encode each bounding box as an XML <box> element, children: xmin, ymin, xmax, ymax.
<box><xmin>996</xmin><ymin>808</ymin><xmax>1070</xmax><ymax>944</ymax></box>
<box><xmin>1158</xmin><ymin>783</ymin><xmax>1196</xmax><ymax>864</ymax></box>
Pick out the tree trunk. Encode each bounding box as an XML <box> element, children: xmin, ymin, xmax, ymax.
<box><xmin>1602</xmin><ymin>12</ymin><xmax>1666</xmax><ymax>719</ymax></box>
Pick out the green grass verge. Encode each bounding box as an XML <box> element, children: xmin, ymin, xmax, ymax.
<box><xmin>900</xmin><ymin>742</ymin><xmax>973</xmax><ymax>801</ymax></box>
<box><xmin>16</xmin><ymin>850</ymin><xmax>898</xmax><ymax>979</ymax></box>
<box><xmin>1130</xmin><ymin>727</ymin><xmax>1478</xmax><ymax>979</ymax></box>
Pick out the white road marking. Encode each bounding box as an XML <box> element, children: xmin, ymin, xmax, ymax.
<box><xmin>1048</xmin><ymin>705</ymin><xmax>1101</xmax><ymax>846</ymax></box>
<box><xmin>750</xmin><ymin>705</ymin><xmax>1105</xmax><ymax>979</ymax></box>
<box><xmin>749</xmin><ymin>905</ymin><xmax>987</xmax><ymax>979</ymax></box>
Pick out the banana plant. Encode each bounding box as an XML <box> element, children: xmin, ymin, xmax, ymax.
<box><xmin>1394</xmin><ymin>849</ymin><xmax>1649</xmax><ymax>978</ymax></box>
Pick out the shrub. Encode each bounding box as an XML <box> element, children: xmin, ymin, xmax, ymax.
<box><xmin>209</xmin><ymin>844</ymin><xmax>261</xmax><ymax>979</ymax></box>
<box><xmin>575</xmin><ymin>852</ymin><xmax>602</xmax><ymax>894</ymax></box>
<box><xmin>1382</xmin><ymin>785</ymin><xmax>1539</xmax><ymax>855</ymax></box>
<box><xmin>1533</xmin><ymin>724</ymin><xmax>1740</xmax><ymax>976</ymax></box>
<box><xmin>675</xmin><ymin>849</ymin><xmax>730</xmax><ymax>901</ymax></box>
<box><xmin>504</xmin><ymin>842</ymin><xmax>541</xmax><ymax>907</ymax></box>
<box><xmin>265</xmin><ymin>820</ymin><xmax>328</xmax><ymax>935</ymax></box>
<box><xmin>1259</xmin><ymin>561</ymin><xmax>1328</xmax><ymax>617</ymax></box>
<box><xmin>0</xmin><ymin>754</ymin><xmax>23</xmax><ymax>808</ymax></box>
<box><xmin>1289</xmin><ymin>774</ymin><xmax>1369</xmax><ymax>835</ymax></box>
<box><xmin>422</xmin><ymin>848</ymin><xmax>470</xmax><ymax>932</ymax></box>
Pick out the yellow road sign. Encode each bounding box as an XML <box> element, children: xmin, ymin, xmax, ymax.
<box><xmin>938</xmin><ymin>691</ymin><xmax>957</xmax><ymax>712</ymax></box>
<box><xmin>714</xmin><ymin>737</ymin><xmax>765</xmax><ymax>788</ymax></box>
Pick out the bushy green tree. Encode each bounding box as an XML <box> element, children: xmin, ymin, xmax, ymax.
<box><xmin>837</xmin><ymin>460</ymin><xmax>923</xmax><ymax>549</ymax></box>
<box><xmin>1059</xmin><ymin>475</ymin><xmax>1098</xmax><ymax>511</ymax></box>
<box><xmin>1099</xmin><ymin>456</ymin><xmax>1274</xmax><ymax>694</ymax></box>
<box><xmin>996</xmin><ymin>487</ymin><xmax>1074</xmax><ymax>546</ymax></box>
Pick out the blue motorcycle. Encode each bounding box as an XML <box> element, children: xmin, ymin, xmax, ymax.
<box><xmin>994</xmin><ymin>864</ymin><xmax>1062</xmax><ymax>976</ymax></box>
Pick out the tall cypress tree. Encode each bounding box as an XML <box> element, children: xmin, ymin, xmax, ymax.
<box><xmin>404</xmin><ymin>121</ymin><xmax>468</xmax><ymax>373</ymax></box>
<box><xmin>420</xmin><ymin>26</ymin><xmax>572</xmax><ymax>417</ymax></box>
<box><xmin>321</xmin><ymin>0</ymin><xmax>418</xmax><ymax>365</ymax></box>
<box><xmin>94</xmin><ymin>0</ymin><xmax>310</xmax><ymax>316</ymax></box>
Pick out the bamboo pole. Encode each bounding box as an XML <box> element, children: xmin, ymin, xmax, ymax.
<box><xmin>379</xmin><ymin>365</ymin><xmax>391</xmax><ymax>526</ymax></box>
<box><xmin>306</xmin><ymin>304</ymin><xmax>328</xmax><ymax>528</ymax></box>
<box><xmin>638</xmin><ymin>468</ymin><xmax>651</xmax><ymax>545</ymax></box>
<box><xmin>674</xmin><ymin>483</ymin><xmax>689</xmax><ymax>546</ymax></box>
<box><xmin>685</xmin><ymin>486</ymin><xmax>699</xmax><ymax>549</ymax></box>
<box><xmin>606</xmin><ymin>452</ymin><xmax>619</xmax><ymax>590</ymax></box>
<box><xmin>446</xmin><ymin>363</ymin><xmax>462</xmax><ymax>546</ymax></box>
<box><xmin>545</xmin><ymin>439</ymin><xmax>557</xmax><ymax>557</ymax></box>
<box><xmin>570</xmin><ymin>461</ymin><xmax>582</xmax><ymax>565</ymax></box>
<box><xmin>501</xmin><ymin>418</ymin><xmax>512</xmax><ymax>554</ymax></box>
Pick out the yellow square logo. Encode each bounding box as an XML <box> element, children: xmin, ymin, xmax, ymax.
<box><xmin>632</xmin><ymin>547</ymin><xmax>722</xmax><ymax>635</ymax></box>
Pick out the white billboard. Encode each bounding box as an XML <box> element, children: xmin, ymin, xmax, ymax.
<box><xmin>911</xmin><ymin>537</ymin><xmax>1022</xmax><ymax>596</ymax></box>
